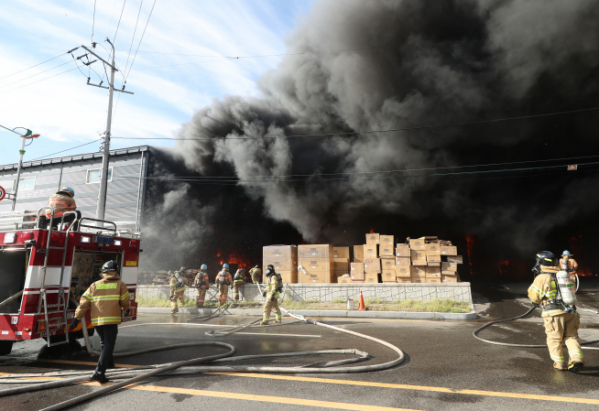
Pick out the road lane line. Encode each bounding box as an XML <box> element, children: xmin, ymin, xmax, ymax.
<box><xmin>126</xmin><ymin>384</ymin><xmax>422</xmax><ymax>410</ymax></box>
<box><xmin>207</xmin><ymin>372</ymin><xmax>599</xmax><ymax>405</ymax></box>
<box><xmin>38</xmin><ymin>359</ymin><xmax>140</xmax><ymax>368</ymax></box>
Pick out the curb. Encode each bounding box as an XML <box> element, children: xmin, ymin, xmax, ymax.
<box><xmin>138</xmin><ymin>307</ymin><xmax>477</xmax><ymax>321</ymax></box>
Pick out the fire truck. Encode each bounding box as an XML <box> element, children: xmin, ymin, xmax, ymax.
<box><xmin>0</xmin><ymin>208</ymin><xmax>141</xmax><ymax>355</ymax></box>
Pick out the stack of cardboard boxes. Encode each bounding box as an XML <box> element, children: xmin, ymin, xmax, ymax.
<box><xmin>298</xmin><ymin>244</ymin><xmax>335</xmax><ymax>284</ymax></box>
<box><xmin>333</xmin><ymin>246</ymin><xmax>350</xmax><ymax>282</ymax></box>
<box><xmin>263</xmin><ymin>245</ymin><xmax>298</xmax><ymax>283</ymax></box>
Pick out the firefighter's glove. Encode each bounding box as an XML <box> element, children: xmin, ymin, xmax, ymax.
<box><xmin>123</xmin><ymin>309</ymin><xmax>131</xmax><ymax>317</ymax></box>
<box><xmin>170</xmin><ymin>295</ymin><xmax>175</xmax><ymax>302</ymax></box>
<box><xmin>69</xmin><ymin>318</ymin><xmax>80</xmax><ymax>331</ymax></box>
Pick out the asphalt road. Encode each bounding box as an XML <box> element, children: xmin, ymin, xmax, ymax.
<box><xmin>1</xmin><ymin>282</ymin><xmax>599</xmax><ymax>411</ymax></box>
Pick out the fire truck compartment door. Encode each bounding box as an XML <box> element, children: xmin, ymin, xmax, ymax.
<box><xmin>0</xmin><ymin>251</ymin><xmax>27</xmax><ymax>313</ymax></box>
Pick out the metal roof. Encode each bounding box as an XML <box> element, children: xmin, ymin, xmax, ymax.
<box><xmin>0</xmin><ymin>145</ymin><xmax>150</xmax><ymax>172</ymax></box>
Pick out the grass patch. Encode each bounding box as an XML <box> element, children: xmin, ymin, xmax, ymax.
<box><xmin>136</xmin><ymin>296</ymin><xmax>470</xmax><ymax>313</ymax></box>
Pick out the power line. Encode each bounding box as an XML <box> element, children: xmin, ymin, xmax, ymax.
<box><xmin>0</xmin><ymin>52</ymin><xmax>67</xmax><ymax>81</ymax></box>
<box><xmin>92</xmin><ymin>0</ymin><xmax>97</xmax><ymax>44</ymax></box>
<box><xmin>110</xmin><ymin>106</ymin><xmax>599</xmax><ymax>142</ymax></box>
<box><xmin>0</xmin><ymin>60</ymin><xmax>71</xmax><ymax>89</ymax></box>
<box><xmin>29</xmin><ymin>139</ymin><xmax>103</xmax><ymax>161</ymax></box>
<box><xmin>0</xmin><ymin>66</ymin><xmax>78</xmax><ymax>95</ymax></box>
<box><xmin>113</xmin><ymin>0</ymin><xmax>127</xmax><ymax>43</ymax></box>
<box><xmin>124</xmin><ymin>0</ymin><xmax>156</xmax><ymax>80</ymax></box>
<box><xmin>122</xmin><ymin>0</ymin><xmax>144</xmax><ymax>79</ymax></box>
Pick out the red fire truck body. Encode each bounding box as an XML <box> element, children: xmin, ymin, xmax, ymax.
<box><xmin>0</xmin><ymin>213</ymin><xmax>140</xmax><ymax>355</ymax></box>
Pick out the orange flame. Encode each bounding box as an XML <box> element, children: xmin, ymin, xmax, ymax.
<box><xmin>369</xmin><ymin>228</ymin><xmax>375</xmax><ymax>234</ymax></box>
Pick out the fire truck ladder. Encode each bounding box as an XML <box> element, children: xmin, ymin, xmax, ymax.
<box><xmin>36</xmin><ymin>207</ymin><xmax>79</xmax><ymax>347</ymax></box>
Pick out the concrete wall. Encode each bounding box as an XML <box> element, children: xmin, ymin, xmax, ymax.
<box><xmin>136</xmin><ymin>283</ymin><xmax>473</xmax><ymax>304</ymax></box>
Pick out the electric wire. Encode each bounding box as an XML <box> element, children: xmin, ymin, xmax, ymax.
<box><xmin>122</xmin><ymin>0</ymin><xmax>144</xmax><ymax>81</ymax></box>
<box><xmin>0</xmin><ymin>52</ymin><xmax>67</xmax><ymax>81</ymax></box>
<box><xmin>0</xmin><ymin>66</ymin><xmax>79</xmax><ymax>95</ymax></box>
<box><xmin>110</xmin><ymin>106</ymin><xmax>599</xmax><ymax>142</ymax></box>
<box><xmin>29</xmin><ymin>139</ymin><xmax>103</xmax><ymax>162</ymax></box>
<box><xmin>113</xmin><ymin>0</ymin><xmax>127</xmax><ymax>43</ymax></box>
<box><xmin>124</xmin><ymin>0</ymin><xmax>156</xmax><ymax>80</ymax></box>
<box><xmin>91</xmin><ymin>0</ymin><xmax>97</xmax><ymax>44</ymax></box>
<box><xmin>0</xmin><ymin>60</ymin><xmax>72</xmax><ymax>89</ymax></box>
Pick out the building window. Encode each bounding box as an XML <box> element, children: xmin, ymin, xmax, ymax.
<box><xmin>86</xmin><ymin>168</ymin><xmax>113</xmax><ymax>184</ymax></box>
<box><xmin>14</xmin><ymin>176</ymin><xmax>35</xmax><ymax>191</ymax></box>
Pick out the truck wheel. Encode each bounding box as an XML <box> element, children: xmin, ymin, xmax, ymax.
<box><xmin>0</xmin><ymin>341</ymin><xmax>14</xmax><ymax>355</ymax></box>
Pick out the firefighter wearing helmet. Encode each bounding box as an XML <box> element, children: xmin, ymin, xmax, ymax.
<box><xmin>528</xmin><ymin>251</ymin><xmax>584</xmax><ymax>373</ymax></box>
<box><xmin>216</xmin><ymin>263</ymin><xmax>232</xmax><ymax>306</ymax></box>
<box><xmin>170</xmin><ymin>269</ymin><xmax>188</xmax><ymax>314</ymax></box>
<box><xmin>233</xmin><ymin>267</ymin><xmax>251</xmax><ymax>301</ymax></box>
<box><xmin>194</xmin><ymin>264</ymin><xmax>210</xmax><ymax>308</ymax></box>
<box><xmin>559</xmin><ymin>250</ymin><xmax>579</xmax><ymax>281</ymax></box>
<box><xmin>40</xmin><ymin>186</ymin><xmax>81</xmax><ymax>230</ymax></box>
<box><xmin>70</xmin><ymin>260</ymin><xmax>130</xmax><ymax>384</ymax></box>
<box><xmin>249</xmin><ymin>265</ymin><xmax>262</xmax><ymax>284</ymax></box>
<box><xmin>260</xmin><ymin>264</ymin><xmax>282</xmax><ymax>325</ymax></box>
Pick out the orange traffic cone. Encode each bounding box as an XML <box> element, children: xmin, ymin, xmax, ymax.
<box><xmin>358</xmin><ymin>291</ymin><xmax>365</xmax><ymax>311</ymax></box>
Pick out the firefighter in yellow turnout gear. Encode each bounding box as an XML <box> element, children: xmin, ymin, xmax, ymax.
<box><xmin>170</xmin><ymin>268</ymin><xmax>188</xmax><ymax>314</ymax></box>
<box><xmin>528</xmin><ymin>251</ymin><xmax>584</xmax><ymax>373</ymax></box>
<box><xmin>260</xmin><ymin>264</ymin><xmax>282</xmax><ymax>325</ymax></box>
<box><xmin>233</xmin><ymin>267</ymin><xmax>250</xmax><ymax>301</ymax></box>
<box><xmin>194</xmin><ymin>264</ymin><xmax>210</xmax><ymax>308</ymax></box>
<box><xmin>249</xmin><ymin>265</ymin><xmax>262</xmax><ymax>284</ymax></box>
<box><xmin>216</xmin><ymin>264</ymin><xmax>232</xmax><ymax>307</ymax></box>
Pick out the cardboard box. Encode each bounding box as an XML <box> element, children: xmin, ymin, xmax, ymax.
<box><xmin>263</xmin><ymin>245</ymin><xmax>297</xmax><ymax>258</ymax></box>
<box><xmin>353</xmin><ymin>245</ymin><xmax>364</xmax><ymax>261</ymax></box>
<box><xmin>263</xmin><ymin>259</ymin><xmax>296</xmax><ymax>272</ymax></box>
<box><xmin>441</xmin><ymin>262</ymin><xmax>458</xmax><ymax>272</ymax></box>
<box><xmin>277</xmin><ymin>271</ymin><xmax>298</xmax><ymax>284</ymax></box>
<box><xmin>364</xmin><ymin>273</ymin><xmax>379</xmax><ymax>283</ymax></box>
<box><xmin>426</xmin><ymin>267</ymin><xmax>441</xmax><ymax>278</ymax></box>
<box><xmin>411</xmin><ymin>249</ymin><xmax>427</xmax><ymax>261</ymax></box>
<box><xmin>364</xmin><ymin>258</ymin><xmax>381</xmax><ymax>274</ymax></box>
<box><xmin>382</xmin><ymin>269</ymin><xmax>396</xmax><ymax>282</ymax></box>
<box><xmin>333</xmin><ymin>246</ymin><xmax>350</xmax><ymax>259</ymax></box>
<box><xmin>397</xmin><ymin>278</ymin><xmax>412</xmax><ymax>284</ymax></box>
<box><xmin>396</xmin><ymin>257</ymin><xmax>411</xmax><ymax>266</ymax></box>
<box><xmin>333</xmin><ymin>258</ymin><xmax>350</xmax><ymax>272</ymax></box>
<box><xmin>440</xmin><ymin>245</ymin><xmax>457</xmax><ymax>256</ymax></box>
<box><xmin>447</xmin><ymin>255</ymin><xmax>463</xmax><ymax>264</ymax></box>
<box><xmin>381</xmin><ymin>258</ymin><xmax>396</xmax><ymax>270</ymax></box>
<box><xmin>410</xmin><ymin>266</ymin><xmax>426</xmax><ymax>277</ymax></box>
<box><xmin>337</xmin><ymin>275</ymin><xmax>352</xmax><ymax>284</ymax></box>
<box><xmin>426</xmin><ymin>243</ymin><xmax>441</xmax><ymax>255</ymax></box>
<box><xmin>396</xmin><ymin>247</ymin><xmax>411</xmax><ymax>257</ymax></box>
<box><xmin>409</xmin><ymin>237</ymin><xmax>426</xmax><ymax>250</ymax></box>
<box><xmin>410</xmin><ymin>276</ymin><xmax>425</xmax><ymax>283</ymax></box>
<box><xmin>427</xmin><ymin>254</ymin><xmax>441</xmax><ymax>263</ymax></box>
<box><xmin>412</xmin><ymin>260</ymin><xmax>428</xmax><ymax>266</ymax></box>
<box><xmin>379</xmin><ymin>246</ymin><xmax>395</xmax><ymax>257</ymax></box>
<box><xmin>395</xmin><ymin>265</ymin><xmax>411</xmax><ymax>277</ymax></box>
<box><xmin>380</xmin><ymin>235</ymin><xmax>394</xmax><ymax>246</ymax></box>
<box><xmin>351</xmin><ymin>280</ymin><xmax>365</xmax><ymax>283</ymax></box>
<box><xmin>426</xmin><ymin>277</ymin><xmax>442</xmax><ymax>283</ymax></box>
<box><xmin>299</xmin><ymin>259</ymin><xmax>333</xmax><ymax>272</ymax></box>
<box><xmin>298</xmin><ymin>271</ymin><xmax>333</xmax><ymax>284</ymax></box>
<box><xmin>364</xmin><ymin>244</ymin><xmax>378</xmax><ymax>258</ymax></box>
<box><xmin>351</xmin><ymin>262</ymin><xmax>365</xmax><ymax>281</ymax></box>
<box><xmin>427</xmin><ymin>262</ymin><xmax>441</xmax><ymax>267</ymax></box>
<box><xmin>298</xmin><ymin>244</ymin><xmax>333</xmax><ymax>258</ymax></box>
<box><xmin>366</xmin><ymin>233</ymin><xmax>380</xmax><ymax>244</ymax></box>
<box><xmin>442</xmin><ymin>274</ymin><xmax>460</xmax><ymax>283</ymax></box>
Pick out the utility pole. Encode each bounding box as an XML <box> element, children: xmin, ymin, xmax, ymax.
<box><xmin>81</xmin><ymin>39</ymin><xmax>133</xmax><ymax>221</ymax></box>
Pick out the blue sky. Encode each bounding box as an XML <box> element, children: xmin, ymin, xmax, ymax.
<box><xmin>0</xmin><ymin>0</ymin><xmax>313</xmax><ymax>165</ymax></box>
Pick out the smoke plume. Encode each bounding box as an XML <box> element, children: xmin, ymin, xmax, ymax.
<box><xmin>144</xmin><ymin>0</ymin><xmax>599</xmax><ymax>278</ymax></box>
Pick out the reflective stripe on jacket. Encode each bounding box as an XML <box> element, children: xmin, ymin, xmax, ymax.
<box><xmin>265</xmin><ymin>274</ymin><xmax>280</xmax><ymax>299</ymax></box>
<box><xmin>195</xmin><ymin>272</ymin><xmax>210</xmax><ymax>288</ymax></box>
<box><xmin>170</xmin><ymin>276</ymin><xmax>186</xmax><ymax>294</ymax></box>
<box><xmin>46</xmin><ymin>193</ymin><xmax>77</xmax><ymax>217</ymax></box>
<box><xmin>75</xmin><ymin>272</ymin><xmax>130</xmax><ymax>326</ymax></box>
<box><xmin>528</xmin><ymin>270</ymin><xmax>564</xmax><ymax>317</ymax></box>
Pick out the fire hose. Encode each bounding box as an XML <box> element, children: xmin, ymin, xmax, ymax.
<box><xmin>473</xmin><ymin>304</ymin><xmax>599</xmax><ymax>349</ymax></box>
<box><xmin>0</xmin><ymin>306</ymin><xmax>406</xmax><ymax>410</ymax></box>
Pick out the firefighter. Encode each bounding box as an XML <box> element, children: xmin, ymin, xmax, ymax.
<box><xmin>39</xmin><ymin>186</ymin><xmax>81</xmax><ymax>230</ymax></box>
<box><xmin>528</xmin><ymin>251</ymin><xmax>584</xmax><ymax>373</ymax></box>
<box><xmin>233</xmin><ymin>267</ymin><xmax>250</xmax><ymax>301</ymax></box>
<box><xmin>194</xmin><ymin>264</ymin><xmax>210</xmax><ymax>308</ymax></box>
<box><xmin>260</xmin><ymin>264</ymin><xmax>282</xmax><ymax>325</ymax></box>
<box><xmin>559</xmin><ymin>250</ymin><xmax>578</xmax><ymax>280</ymax></box>
<box><xmin>249</xmin><ymin>265</ymin><xmax>262</xmax><ymax>284</ymax></box>
<box><xmin>215</xmin><ymin>263</ymin><xmax>232</xmax><ymax>306</ymax></box>
<box><xmin>69</xmin><ymin>260</ymin><xmax>130</xmax><ymax>384</ymax></box>
<box><xmin>170</xmin><ymin>270</ymin><xmax>187</xmax><ymax>314</ymax></box>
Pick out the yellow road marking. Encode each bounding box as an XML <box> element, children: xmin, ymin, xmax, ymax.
<box><xmin>207</xmin><ymin>372</ymin><xmax>599</xmax><ymax>406</ymax></box>
<box><xmin>39</xmin><ymin>359</ymin><xmax>140</xmax><ymax>368</ymax></box>
<box><xmin>126</xmin><ymin>384</ymin><xmax>421</xmax><ymax>411</ymax></box>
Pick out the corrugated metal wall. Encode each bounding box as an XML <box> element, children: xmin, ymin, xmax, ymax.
<box><xmin>0</xmin><ymin>150</ymin><xmax>146</xmax><ymax>232</ymax></box>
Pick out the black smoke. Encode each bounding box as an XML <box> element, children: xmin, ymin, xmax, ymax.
<box><xmin>142</xmin><ymin>0</ymin><xmax>599</xmax><ymax>280</ymax></box>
